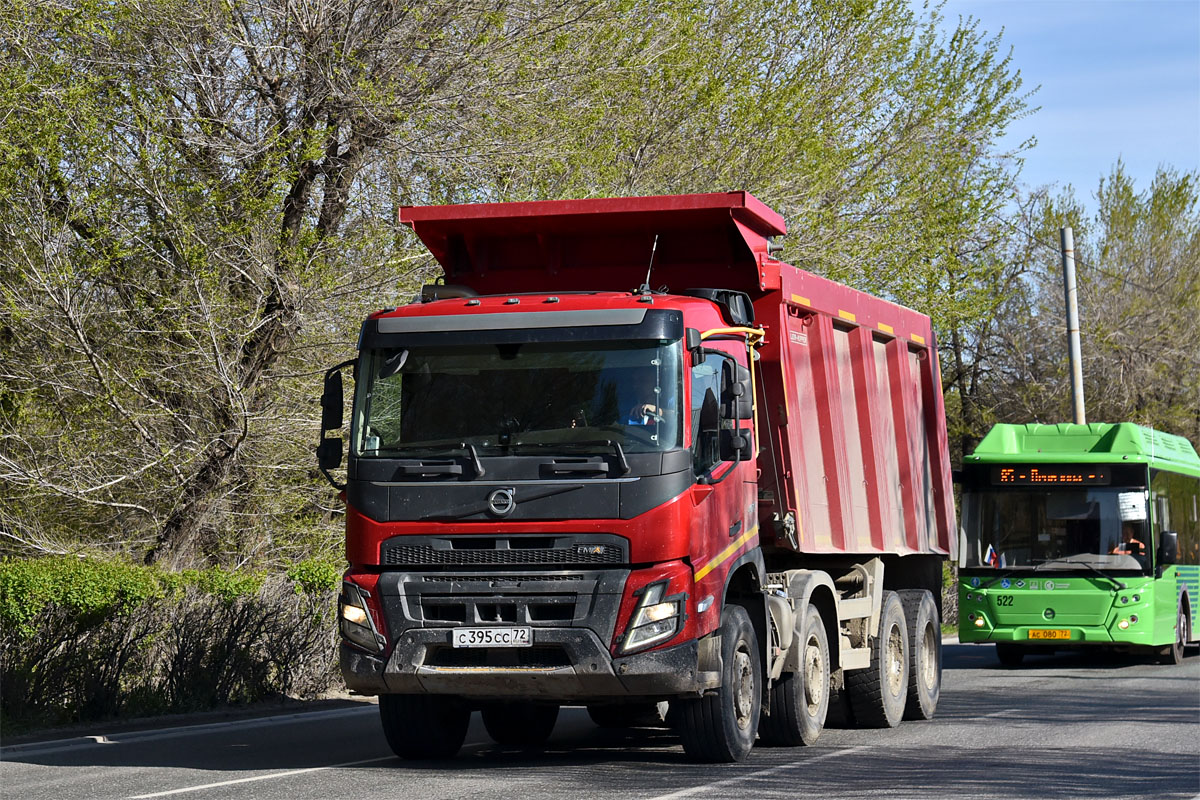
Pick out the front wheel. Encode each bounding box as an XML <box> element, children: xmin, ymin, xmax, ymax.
<box><xmin>675</xmin><ymin>604</ymin><xmax>761</xmax><ymax>762</ymax></box>
<box><xmin>1158</xmin><ymin>606</ymin><xmax>1188</xmax><ymax>665</ymax></box>
<box><xmin>481</xmin><ymin>702</ymin><xmax>559</xmax><ymax>747</ymax></box>
<box><xmin>759</xmin><ymin>603</ymin><xmax>829</xmax><ymax>746</ymax></box>
<box><xmin>379</xmin><ymin>694</ymin><xmax>470</xmax><ymax>760</ymax></box>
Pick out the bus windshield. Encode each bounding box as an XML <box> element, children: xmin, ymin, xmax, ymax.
<box><xmin>960</xmin><ymin>486</ymin><xmax>1152</xmax><ymax>572</ymax></box>
<box><xmin>352</xmin><ymin>339</ymin><xmax>683</xmax><ymax>457</ymax></box>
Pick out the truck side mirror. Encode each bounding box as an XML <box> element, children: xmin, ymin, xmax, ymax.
<box><xmin>720</xmin><ymin>429</ymin><xmax>752</xmax><ymax>462</ymax></box>
<box><xmin>321</xmin><ymin>371</ymin><xmax>344</xmax><ymax>432</ymax></box>
<box><xmin>1158</xmin><ymin>530</ymin><xmax>1178</xmax><ymax>566</ymax></box>
<box><xmin>317</xmin><ymin>437</ymin><xmax>343</xmax><ymax>470</ymax></box>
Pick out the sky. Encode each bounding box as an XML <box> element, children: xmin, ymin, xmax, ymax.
<box><xmin>936</xmin><ymin>0</ymin><xmax>1200</xmax><ymax>209</ymax></box>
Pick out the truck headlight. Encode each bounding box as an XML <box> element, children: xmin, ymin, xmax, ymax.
<box><xmin>620</xmin><ymin>581</ymin><xmax>685</xmax><ymax>654</ymax></box>
<box><xmin>339</xmin><ymin>582</ymin><xmax>385</xmax><ymax>654</ymax></box>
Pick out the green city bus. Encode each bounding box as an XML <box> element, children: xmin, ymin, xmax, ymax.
<box><xmin>958</xmin><ymin>423</ymin><xmax>1199</xmax><ymax>665</ymax></box>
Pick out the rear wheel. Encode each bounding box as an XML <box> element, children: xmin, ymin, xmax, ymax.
<box><xmin>1158</xmin><ymin>606</ymin><xmax>1188</xmax><ymax>665</ymax></box>
<box><xmin>587</xmin><ymin>701</ymin><xmax>669</xmax><ymax>729</ymax></box>
<box><xmin>847</xmin><ymin>590</ymin><xmax>908</xmax><ymax>728</ymax></box>
<box><xmin>481</xmin><ymin>702</ymin><xmax>559</xmax><ymax>747</ymax></box>
<box><xmin>996</xmin><ymin>642</ymin><xmax>1026</xmax><ymax>667</ymax></box>
<box><xmin>898</xmin><ymin>589</ymin><xmax>941</xmax><ymax>720</ymax></box>
<box><xmin>675</xmin><ymin>604</ymin><xmax>761</xmax><ymax>762</ymax></box>
<box><xmin>379</xmin><ymin>694</ymin><xmax>470</xmax><ymax>760</ymax></box>
<box><xmin>759</xmin><ymin>603</ymin><xmax>829</xmax><ymax>746</ymax></box>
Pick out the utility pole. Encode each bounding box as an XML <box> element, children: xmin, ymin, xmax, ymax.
<box><xmin>1060</xmin><ymin>227</ymin><xmax>1086</xmax><ymax>424</ymax></box>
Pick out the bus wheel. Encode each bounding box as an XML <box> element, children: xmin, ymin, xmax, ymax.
<box><xmin>759</xmin><ymin>603</ymin><xmax>829</xmax><ymax>746</ymax></box>
<box><xmin>847</xmin><ymin>590</ymin><xmax>908</xmax><ymax>728</ymax></box>
<box><xmin>482</xmin><ymin>702</ymin><xmax>559</xmax><ymax>747</ymax></box>
<box><xmin>995</xmin><ymin>642</ymin><xmax>1026</xmax><ymax>667</ymax></box>
<box><xmin>1158</xmin><ymin>606</ymin><xmax>1188</xmax><ymax>665</ymax></box>
<box><xmin>676</xmin><ymin>604</ymin><xmax>761</xmax><ymax>762</ymax></box>
<box><xmin>379</xmin><ymin>694</ymin><xmax>470</xmax><ymax>759</ymax></box>
<box><xmin>899</xmin><ymin>589</ymin><xmax>941</xmax><ymax>720</ymax></box>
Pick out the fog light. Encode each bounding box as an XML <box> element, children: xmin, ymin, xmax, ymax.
<box><xmin>1118</xmin><ymin>619</ymin><xmax>1130</xmax><ymax>630</ymax></box>
<box><xmin>974</xmin><ymin>617</ymin><xmax>986</xmax><ymax>628</ymax></box>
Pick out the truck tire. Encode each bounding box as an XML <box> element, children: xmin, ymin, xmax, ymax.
<box><xmin>898</xmin><ymin>589</ymin><xmax>941</xmax><ymax>720</ymax></box>
<box><xmin>995</xmin><ymin>642</ymin><xmax>1026</xmax><ymax>667</ymax></box>
<box><xmin>758</xmin><ymin>603</ymin><xmax>829</xmax><ymax>746</ymax></box>
<box><xmin>1158</xmin><ymin>606</ymin><xmax>1188</xmax><ymax>665</ymax></box>
<box><xmin>379</xmin><ymin>694</ymin><xmax>470</xmax><ymax>759</ymax></box>
<box><xmin>846</xmin><ymin>590</ymin><xmax>908</xmax><ymax>728</ymax></box>
<box><xmin>587</xmin><ymin>701</ymin><xmax>669</xmax><ymax>729</ymax></box>
<box><xmin>675</xmin><ymin>604</ymin><xmax>761</xmax><ymax>762</ymax></box>
<box><xmin>481</xmin><ymin>702</ymin><xmax>559</xmax><ymax>747</ymax></box>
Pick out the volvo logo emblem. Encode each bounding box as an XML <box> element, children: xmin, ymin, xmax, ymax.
<box><xmin>487</xmin><ymin>488</ymin><xmax>516</xmax><ymax>517</ymax></box>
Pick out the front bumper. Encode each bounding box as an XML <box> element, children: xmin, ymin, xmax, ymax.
<box><xmin>341</xmin><ymin>634</ymin><xmax>711</xmax><ymax>701</ymax></box>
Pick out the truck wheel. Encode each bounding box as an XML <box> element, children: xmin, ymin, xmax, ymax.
<box><xmin>1158</xmin><ymin>606</ymin><xmax>1188</xmax><ymax>665</ymax></box>
<box><xmin>379</xmin><ymin>694</ymin><xmax>470</xmax><ymax>759</ymax></box>
<box><xmin>675</xmin><ymin>604</ymin><xmax>761</xmax><ymax>762</ymax></box>
<box><xmin>587</xmin><ymin>701</ymin><xmax>669</xmax><ymax>728</ymax></box>
<box><xmin>759</xmin><ymin>604</ymin><xmax>829</xmax><ymax>746</ymax></box>
<box><xmin>846</xmin><ymin>590</ymin><xmax>908</xmax><ymax>728</ymax></box>
<box><xmin>995</xmin><ymin>642</ymin><xmax>1026</xmax><ymax>667</ymax></box>
<box><xmin>899</xmin><ymin>589</ymin><xmax>941</xmax><ymax>720</ymax></box>
<box><xmin>481</xmin><ymin>702</ymin><xmax>559</xmax><ymax>747</ymax></box>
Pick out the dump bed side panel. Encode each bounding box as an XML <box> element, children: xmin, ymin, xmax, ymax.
<box><xmin>755</xmin><ymin>263</ymin><xmax>955</xmax><ymax>558</ymax></box>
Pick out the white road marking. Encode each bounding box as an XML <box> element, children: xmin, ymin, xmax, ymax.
<box><xmin>644</xmin><ymin>745</ymin><xmax>870</xmax><ymax>800</ymax></box>
<box><xmin>4</xmin><ymin>706</ymin><xmax>377</xmax><ymax>757</ymax></box>
<box><xmin>125</xmin><ymin>755</ymin><xmax>396</xmax><ymax>798</ymax></box>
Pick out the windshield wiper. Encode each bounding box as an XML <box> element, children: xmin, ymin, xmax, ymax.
<box><xmin>510</xmin><ymin>440</ymin><xmax>631</xmax><ymax>475</ymax></box>
<box><xmin>374</xmin><ymin>442</ymin><xmax>485</xmax><ymax>478</ymax></box>
<box><xmin>1033</xmin><ymin>558</ymin><xmax>1127</xmax><ymax>590</ymax></box>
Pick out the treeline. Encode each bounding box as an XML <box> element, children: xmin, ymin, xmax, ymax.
<box><xmin>0</xmin><ymin>0</ymin><xmax>1197</xmax><ymax>574</ymax></box>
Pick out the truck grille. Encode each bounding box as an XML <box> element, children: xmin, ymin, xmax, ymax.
<box><xmin>380</xmin><ymin>534</ymin><xmax>627</xmax><ymax>567</ymax></box>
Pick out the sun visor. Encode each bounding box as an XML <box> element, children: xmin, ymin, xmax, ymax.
<box><xmin>398</xmin><ymin>192</ymin><xmax>786</xmax><ymax>296</ymax></box>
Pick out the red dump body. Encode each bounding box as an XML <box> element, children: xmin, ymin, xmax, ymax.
<box><xmin>399</xmin><ymin>191</ymin><xmax>955</xmax><ymax>559</ymax></box>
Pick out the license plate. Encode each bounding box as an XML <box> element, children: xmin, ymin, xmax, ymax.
<box><xmin>1028</xmin><ymin>629</ymin><xmax>1071</xmax><ymax>640</ymax></box>
<box><xmin>451</xmin><ymin>627</ymin><xmax>532</xmax><ymax>648</ymax></box>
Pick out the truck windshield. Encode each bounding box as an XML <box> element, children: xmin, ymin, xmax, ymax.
<box><xmin>960</xmin><ymin>486</ymin><xmax>1152</xmax><ymax>572</ymax></box>
<box><xmin>352</xmin><ymin>339</ymin><xmax>682</xmax><ymax>456</ymax></box>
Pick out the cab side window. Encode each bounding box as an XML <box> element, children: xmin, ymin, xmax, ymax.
<box><xmin>691</xmin><ymin>354</ymin><xmax>724</xmax><ymax>474</ymax></box>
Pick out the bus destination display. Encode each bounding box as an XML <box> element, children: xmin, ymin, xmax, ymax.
<box><xmin>990</xmin><ymin>466</ymin><xmax>1111</xmax><ymax>486</ymax></box>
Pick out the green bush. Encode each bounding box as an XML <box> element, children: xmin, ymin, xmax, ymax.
<box><xmin>0</xmin><ymin>556</ymin><xmax>338</xmax><ymax>731</ymax></box>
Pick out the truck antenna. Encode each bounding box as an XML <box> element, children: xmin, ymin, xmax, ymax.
<box><xmin>638</xmin><ymin>234</ymin><xmax>659</xmax><ymax>295</ymax></box>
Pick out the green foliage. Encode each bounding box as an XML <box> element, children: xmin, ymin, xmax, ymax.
<box><xmin>0</xmin><ymin>557</ymin><xmax>162</xmax><ymax>636</ymax></box>
<box><xmin>287</xmin><ymin>558</ymin><xmax>342</xmax><ymax>595</ymax></box>
<box><xmin>0</xmin><ymin>556</ymin><xmax>337</xmax><ymax>730</ymax></box>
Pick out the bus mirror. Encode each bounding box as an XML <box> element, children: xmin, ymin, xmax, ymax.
<box><xmin>1157</xmin><ymin>530</ymin><xmax>1178</xmax><ymax>566</ymax></box>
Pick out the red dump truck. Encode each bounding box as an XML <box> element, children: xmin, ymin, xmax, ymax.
<box><xmin>317</xmin><ymin>192</ymin><xmax>956</xmax><ymax>762</ymax></box>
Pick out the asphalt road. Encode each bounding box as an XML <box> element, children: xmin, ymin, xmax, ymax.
<box><xmin>3</xmin><ymin>642</ymin><xmax>1198</xmax><ymax>800</ymax></box>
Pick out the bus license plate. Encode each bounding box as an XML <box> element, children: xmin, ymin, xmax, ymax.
<box><xmin>451</xmin><ymin>627</ymin><xmax>532</xmax><ymax>648</ymax></box>
<box><xmin>1028</xmin><ymin>629</ymin><xmax>1071</xmax><ymax>640</ymax></box>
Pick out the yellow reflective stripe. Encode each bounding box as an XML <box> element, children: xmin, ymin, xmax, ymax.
<box><xmin>878</xmin><ymin>322</ymin><xmax>894</xmax><ymax>334</ymax></box>
<box><xmin>790</xmin><ymin>294</ymin><xmax>811</xmax><ymax>306</ymax></box>
<box><xmin>694</xmin><ymin>526</ymin><xmax>759</xmax><ymax>581</ymax></box>
<box><xmin>838</xmin><ymin>309</ymin><xmax>856</xmax><ymax>322</ymax></box>
<box><xmin>911</xmin><ymin>332</ymin><xmax>926</xmax><ymax>345</ymax></box>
